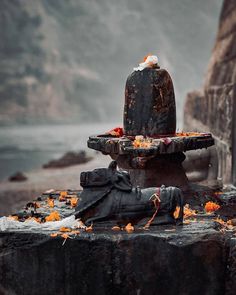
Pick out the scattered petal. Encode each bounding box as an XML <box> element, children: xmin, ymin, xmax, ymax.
<box><xmin>184</xmin><ymin>204</ymin><xmax>196</xmax><ymax>219</ymax></box>
<box><xmin>25</xmin><ymin>217</ymin><xmax>40</xmax><ymax>223</ymax></box>
<box><xmin>133</xmin><ymin>136</ymin><xmax>152</xmax><ymax>149</ymax></box>
<box><xmin>125</xmin><ymin>223</ymin><xmax>134</xmax><ymax>233</ymax></box>
<box><xmin>34</xmin><ymin>202</ymin><xmax>41</xmax><ymax>208</ymax></box>
<box><xmin>70</xmin><ymin>197</ymin><xmax>78</xmax><ymax>208</ymax></box>
<box><xmin>60</xmin><ymin>227</ymin><xmax>72</xmax><ymax>232</ymax></box>
<box><xmin>47</xmin><ymin>198</ymin><xmax>54</xmax><ymax>208</ymax></box>
<box><xmin>45</xmin><ymin>211</ymin><xmax>60</xmax><ymax>222</ymax></box>
<box><xmin>86</xmin><ymin>224</ymin><xmax>93</xmax><ymax>232</ymax></box>
<box><xmin>204</xmin><ymin>201</ymin><xmax>220</xmax><ymax>213</ymax></box>
<box><xmin>8</xmin><ymin>215</ymin><xmax>19</xmax><ymax>221</ymax></box>
<box><xmin>173</xmin><ymin>206</ymin><xmax>180</xmax><ymax>219</ymax></box>
<box><xmin>112</xmin><ymin>226</ymin><xmax>121</xmax><ymax>231</ymax></box>
<box><xmin>106</xmin><ymin>127</ymin><xmax>123</xmax><ymax>137</ymax></box>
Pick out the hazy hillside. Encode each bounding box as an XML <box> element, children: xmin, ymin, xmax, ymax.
<box><xmin>0</xmin><ymin>0</ymin><xmax>222</xmax><ymax>126</ymax></box>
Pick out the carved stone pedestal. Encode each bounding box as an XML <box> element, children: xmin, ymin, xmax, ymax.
<box><xmin>113</xmin><ymin>152</ymin><xmax>188</xmax><ymax>188</ymax></box>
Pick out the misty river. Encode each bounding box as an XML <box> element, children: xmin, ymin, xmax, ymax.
<box><xmin>0</xmin><ymin>123</ymin><xmax>119</xmax><ymax>181</ymax></box>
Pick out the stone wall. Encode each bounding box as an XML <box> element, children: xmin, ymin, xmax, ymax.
<box><xmin>184</xmin><ymin>0</ymin><xmax>236</xmax><ymax>185</ymax></box>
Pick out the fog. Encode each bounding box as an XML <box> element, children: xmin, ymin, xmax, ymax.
<box><xmin>0</xmin><ymin>0</ymin><xmax>222</xmax><ymax>127</ymax></box>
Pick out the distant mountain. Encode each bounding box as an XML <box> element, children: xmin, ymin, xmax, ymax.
<box><xmin>0</xmin><ymin>0</ymin><xmax>222</xmax><ymax>126</ymax></box>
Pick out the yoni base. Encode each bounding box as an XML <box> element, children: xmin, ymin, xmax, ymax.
<box><xmin>113</xmin><ymin>152</ymin><xmax>189</xmax><ymax>189</ymax></box>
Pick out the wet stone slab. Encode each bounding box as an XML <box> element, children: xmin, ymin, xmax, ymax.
<box><xmin>0</xmin><ymin>191</ymin><xmax>236</xmax><ymax>295</ymax></box>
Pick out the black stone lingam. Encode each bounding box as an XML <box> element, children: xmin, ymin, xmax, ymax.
<box><xmin>88</xmin><ymin>64</ymin><xmax>214</xmax><ymax>189</ymax></box>
<box><xmin>124</xmin><ymin>67</ymin><xmax>176</xmax><ymax>136</ymax></box>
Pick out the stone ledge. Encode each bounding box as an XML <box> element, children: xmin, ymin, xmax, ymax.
<box><xmin>0</xmin><ymin>221</ymin><xmax>230</xmax><ymax>295</ymax></box>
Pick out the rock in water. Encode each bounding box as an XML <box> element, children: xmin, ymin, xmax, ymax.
<box><xmin>8</xmin><ymin>171</ymin><xmax>27</xmax><ymax>182</ymax></box>
<box><xmin>43</xmin><ymin>151</ymin><xmax>92</xmax><ymax>168</ymax></box>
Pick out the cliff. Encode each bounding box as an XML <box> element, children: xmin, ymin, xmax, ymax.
<box><xmin>184</xmin><ymin>0</ymin><xmax>236</xmax><ymax>185</ymax></box>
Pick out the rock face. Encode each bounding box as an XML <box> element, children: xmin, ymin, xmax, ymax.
<box><xmin>1</xmin><ymin>188</ymin><xmax>236</xmax><ymax>294</ymax></box>
<box><xmin>0</xmin><ymin>223</ymin><xmax>230</xmax><ymax>295</ymax></box>
<box><xmin>184</xmin><ymin>0</ymin><xmax>236</xmax><ymax>185</ymax></box>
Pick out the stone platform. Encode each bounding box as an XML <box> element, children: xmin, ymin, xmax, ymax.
<box><xmin>0</xmin><ymin>190</ymin><xmax>236</xmax><ymax>295</ymax></box>
<box><xmin>88</xmin><ymin>132</ymin><xmax>214</xmax><ymax>156</ymax></box>
<box><xmin>88</xmin><ymin>132</ymin><xmax>214</xmax><ymax>188</ymax></box>
<box><xmin>0</xmin><ymin>222</ymin><xmax>233</xmax><ymax>295</ymax></box>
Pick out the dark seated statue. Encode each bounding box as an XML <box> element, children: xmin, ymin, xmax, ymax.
<box><xmin>74</xmin><ymin>161</ymin><xmax>184</xmax><ymax>226</ymax></box>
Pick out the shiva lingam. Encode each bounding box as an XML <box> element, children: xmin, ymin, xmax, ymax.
<box><xmin>88</xmin><ymin>55</ymin><xmax>214</xmax><ymax>189</ymax></box>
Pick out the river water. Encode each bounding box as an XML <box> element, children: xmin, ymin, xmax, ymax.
<box><xmin>0</xmin><ymin>123</ymin><xmax>118</xmax><ymax>181</ymax></box>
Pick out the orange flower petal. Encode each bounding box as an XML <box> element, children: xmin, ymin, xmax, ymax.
<box><xmin>204</xmin><ymin>201</ymin><xmax>220</xmax><ymax>213</ymax></box>
<box><xmin>112</xmin><ymin>226</ymin><xmax>121</xmax><ymax>231</ymax></box>
<box><xmin>45</xmin><ymin>211</ymin><xmax>60</xmax><ymax>222</ymax></box>
<box><xmin>60</xmin><ymin>227</ymin><xmax>72</xmax><ymax>232</ymax></box>
<box><xmin>47</xmin><ymin>198</ymin><xmax>54</xmax><ymax>208</ymax></box>
<box><xmin>86</xmin><ymin>224</ymin><xmax>93</xmax><ymax>232</ymax></box>
<box><xmin>70</xmin><ymin>197</ymin><xmax>78</xmax><ymax>208</ymax></box>
<box><xmin>125</xmin><ymin>223</ymin><xmax>134</xmax><ymax>233</ymax></box>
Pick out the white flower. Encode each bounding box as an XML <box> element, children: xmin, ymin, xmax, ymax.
<box><xmin>133</xmin><ymin>55</ymin><xmax>159</xmax><ymax>71</ymax></box>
